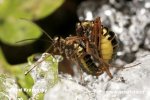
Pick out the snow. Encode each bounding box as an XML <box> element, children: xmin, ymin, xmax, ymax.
<box><xmin>44</xmin><ymin>78</ymin><xmax>95</xmax><ymax>100</ymax></box>
<box><xmin>44</xmin><ymin>54</ymin><xmax>150</xmax><ymax>100</ymax></box>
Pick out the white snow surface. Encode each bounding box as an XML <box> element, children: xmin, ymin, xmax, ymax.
<box><xmin>44</xmin><ymin>54</ymin><xmax>150</xmax><ymax>100</ymax></box>
<box><xmin>44</xmin><ymin>78</ymin><xmax>95</xmax><ymax>100</ymax></box>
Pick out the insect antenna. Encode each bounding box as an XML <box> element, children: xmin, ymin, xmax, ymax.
<box><xmin>18</xmin><ymin>18</ymin><xmax>57</xmax><ymax>75</ymax></box>
<box><xmin>18</xmin><ymin>18</ymin><xmax>56</xmax><ymax>52</ymax></box>
<box><xmin>36</xmin><ymin>26</ymin><xmax>56</xmax><ymax>53</ymax></box>
<box><xmin>38</xmin><ymin>26</ymin><xmax>54</xmax><ymax>42</ymax></box>
<box><xmin>19</xmin><ymin>18</ymin><xmax>54</xmax><ymax>43</ymax></box>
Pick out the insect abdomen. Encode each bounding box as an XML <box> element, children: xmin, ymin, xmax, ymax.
<box><xmin>100</xmin><ymin>27</ymin><xmax>118</xmax><ymax>63</ymax></box>
<box><xmin>75</xmin><ymin>44</ymin><xmax>102</xmax><ymax>75</ymax></box>
<box><xmin>80</xmin><ymin>54</ymin><xmax>103</xmax><ymax>76</ymax></box>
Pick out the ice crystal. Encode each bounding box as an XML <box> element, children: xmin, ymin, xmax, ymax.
<box><xmin>44</xmin><ymin>54</ymin><xmax>150</xmax><ymax>100</ymax></box>
<box><xmin>26</xmin><ymin>53</ymin><xmax>60</xmax><ymax>98</ymax></box>
<box><xmin>0</xmin><ymin>74</ymin><xmax>18</xmax><ymax>100</ymax></box>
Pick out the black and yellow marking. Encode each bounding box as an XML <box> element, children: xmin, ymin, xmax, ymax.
<box><xmin>100</xmin><ymin>27</ymin><xmax>119</xmax><ymax>63</ymax></box>
<box><xmin>74</xmin><ymin>18</ymin><xmax>118</xmax><ymax>77</ymax></box>
<box><xmin>75</xmin><ymin>44</ymin><xmax>103</xmax><ymax>76</ymax></box>
<box><xmin>79</xmin><ymin>54</ymin><xmax>103</xmax><ymax>75</ymax></box>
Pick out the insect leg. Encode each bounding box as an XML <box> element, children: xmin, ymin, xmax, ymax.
<box><xmin>91</xmin><ymin>17</ymin><xmax>102</xmax><ymax>48</ymax></box>
<box><xmin>85</xmin><ymin>39</ymin><xmax>92</xmax><ymax>54</ymax></box>
<box><xmin>25</xmin><ymin>54</ymin><xmax>50</xmax><ymax>75</ymax></box>
<box><xmin>66</xmin><ymin>36</ymin><xmax>86</xmax><ymax>45</ymax></box>
<box><xmin>90</xmin><ymin>17</ymin><xmax>103</xmax><ymax>59</ymax></box>
<box><xmin>99</xmin><ymin>58</ymin><xmax>113</xmax><ymax>78</ymax></box>
<box><xmin>122</xmin><ymin>63</ymin><xmax>141</xmax><ymax>69</ymax></box>
<box><xmin>104</xmin><ymin>66</ymin><xmax>113</xmax><ymax>78</ymax></box>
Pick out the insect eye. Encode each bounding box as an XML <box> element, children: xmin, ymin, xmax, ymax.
<box><xmin>76</xmin><ymin>22</ymin><xmax>81</xmax><ymax>26</ymax></box>
<box><xmin>54</xmin><ymin>37</ymin><xmax>59</xmax><ymax>41</ymax></box>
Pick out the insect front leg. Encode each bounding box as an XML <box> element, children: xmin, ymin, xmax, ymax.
<box><xmin>66</xmin><ymin>35</ymin><xmax>93</xmax><ymax>56</ymax></box>
<box><xmin>89</xmin><ymin>17</ymin><xmax>103</xmax><ymax>59</ymax></box>
<box><xmin>90</xmin><ymin>17</ymin><xmax>102</xmax><ymax>48</ymax></box>
<box><xmin>66</xmin><ymin>36</ymin><xmax>85</xmax><ymax>44</ymax></box>
<box><xmin>98</xmin><ymin>58</ymin><xmax>113</xmax><ymax>79</ymax></box>
<box><xmin>102</xmin><ymin>65</ymin><xmax>113</xmax><ymax>79</ymax></box>
<box><xmin>25</xmin><ymin>53</ymin><xmax>51</xmax><ymax>75</ymax></box>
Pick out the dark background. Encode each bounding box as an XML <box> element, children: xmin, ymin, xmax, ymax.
<box><xmin>0</xmin><ymin>0</ymin><xmax>86</xmax><ymax>65</ymax></box>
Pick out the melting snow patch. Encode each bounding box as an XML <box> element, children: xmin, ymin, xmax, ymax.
<box><xmin>44</xmin><ymin>78</ymin><xmax>95</xmax><ymax>100</ymax></box>
<box><xmin>44</xmin><ymin>54</ymin><xmax>150</xmax><ymax>100</ymax></box>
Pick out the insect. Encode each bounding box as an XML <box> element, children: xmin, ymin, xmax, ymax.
<box><xmin>52</xmin><ymin>36</ymin><xmax>107</xmax><ymax>77</ymax></box>
<box><xmin>25</xmin><ymin>17</ymin><xmax>119</xmax><ymax>79</ymax></box>
<box><xmin>64</xmin><ymin>17</ymin><xmax>119</xmax><ymax>78</ymax></box>
<box><xmin>75</xmin><ymin>17</ymin><xmax>118</xmax><ymax>64</ymax></box>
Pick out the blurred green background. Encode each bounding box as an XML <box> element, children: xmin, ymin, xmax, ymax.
<box><xmin>0</xmin><ymin>0</ymin><xmax>85</xmax><ymax>65</ymax></box>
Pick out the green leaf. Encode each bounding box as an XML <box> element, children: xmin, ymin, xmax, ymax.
<box><xmin>0</xmin><ymin>0</ymin><xmax>64</xmax><ymax>20</ymax></box>
<box><xmin>32</xmin><ymin>93</ymin><xmax>44</xmax><ymax>100</ymax></box>
<box><xmin>0</xmin><ymin>18</ymin><xmax>42</xmax><ymax>45</ymax></box>
<box><xmin>12</xmin><ymin>0</ymin><xmax>65</xmax><ymax>20</ymax></box>
<box><xmin>0</xmin><ymin>0</ymin><xmax>11</xmax><ymax>18</ymax></box>
<box><xmin>0</xmin><ymin>0</ymin><xmax>64</xmax><ymax>46</ymax></box>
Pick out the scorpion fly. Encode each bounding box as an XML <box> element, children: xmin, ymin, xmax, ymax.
<box><xmin>70</xmin><ymin>17</ymin><xmax>119</xmax><ymax>78</ymax></box>
<box><xmin>24</xmin><ymin>17</ymin><xmax>119</xmax><ymax>79</ymax></box>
